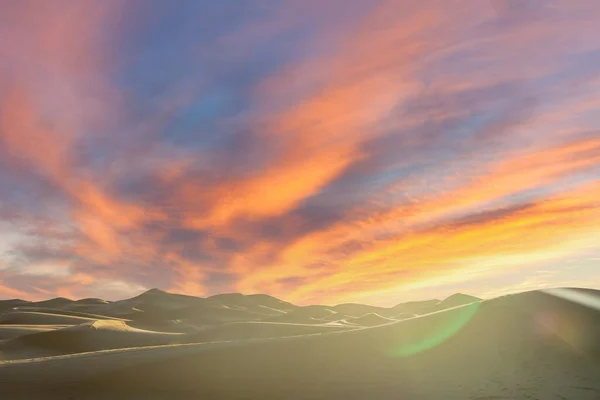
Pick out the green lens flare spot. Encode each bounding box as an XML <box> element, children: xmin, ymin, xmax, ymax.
<box><xmin>388</xmin><ymin>301</ymin><xmax>481</xmax><ymax>358</ymax></box>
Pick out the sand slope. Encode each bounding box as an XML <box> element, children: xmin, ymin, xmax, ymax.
<box><xmin>0</xmin><ymin>325</ymin><xmax>68</xmax><ymax>340</ymax></box>
<box><xmin>331</xmin><ymin>303</ymin><xmax>389</xmax><ymax>317</ymax></box>
<box><xmin>97</xmin><ymin>290</ymin><xmax>277</xmax><ymax>324</ymax></box>
<box><xmin>25</xmin><ymin>298</ymin><xmax>74</xmax><ymax>309</ymax></box>
<box><xmin>0</xmin><ymin>320</ymin><xmax>182</xmax><ymax>360</ymax></box>
<box><xmin>344</xmin><ymin>313</ymin><xmax>398</xmax><ymax>326</ymax></box>
<box><xmin>0</xmin><ymin>299</ymin><xmax>30</xmax><ymax>313</ymax></box>
<box><xmin>0</xmin><ymin>288</ymin><xmax>598</xmax><ymax>399</ymax></box>
<box><xmin>0</xmin><ymin>312</ymin><xmax>100</xmax><ymax>325</ymax></box>
<box><xmin>8</xmin><ymin>306</ymin><xmax>125</xmax><ymax>321</ymax></box>
<box><xmin>208</xmin><ymin>293</ymin><xmax>298</xmax><ymax>314</ymax></box>
<box><xmin>176</xmin><ymin>321</ymin><xmax>356</xmax><ymax>343</ymax></box>
<box><xmin>266</xmin><ymin>306</ymin><xmax>337</xmax><ymax>324</ymax></box>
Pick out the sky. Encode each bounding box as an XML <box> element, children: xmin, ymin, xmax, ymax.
<box><xmin>0</xmin><ymin>0</ymin><xmax>599</xmax><ymax>306</ymax></box>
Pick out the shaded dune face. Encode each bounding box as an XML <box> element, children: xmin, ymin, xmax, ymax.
<box><xmin>0</xmin><ymin>289</ymin><xmax>598</xmax><ymax>399</ymax></box>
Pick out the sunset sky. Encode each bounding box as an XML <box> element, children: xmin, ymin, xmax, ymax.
<box><xmin>0</xmin><ymin>0</ymin><xmax>599</xmax><ymax>305</ymax></box>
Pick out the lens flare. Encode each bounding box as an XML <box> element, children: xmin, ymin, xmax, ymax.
<box><xmin>543</xmin><ymin>288</ymin><xmax>600</xmax><ymax>311</ymax></box>
<box><xmin>387</xmin><ymin>301</ymin><xmax>481</xmax><ymax>357</ymax></box>
<box><xmin>540</xmin><ymin>288</ymin><xmax>600</xmax><ymax>357</ymax></box>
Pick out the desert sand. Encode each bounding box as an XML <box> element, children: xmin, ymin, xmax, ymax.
<box><xmin>0</xmin><ymin>288</ymin><xmax>598</xmax><ymax>399</ymax></box>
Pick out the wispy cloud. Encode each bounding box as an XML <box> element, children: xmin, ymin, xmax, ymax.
<box><xmin>0</xmin><ymin>0</ymin><xmax>599</xmax><ymax>303</ymax></box>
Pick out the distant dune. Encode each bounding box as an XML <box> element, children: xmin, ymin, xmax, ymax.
<box><xmin>344</xmin><ymin>313</ymin><xmax>398</xmax><ymax>326</ymax></box>
<box><xmin>0</xmin><ymin>299</ymin><xmax>30</xmax><ymax>314</ymax></box>
<box><xmin>25</xmin><ymin>297</ymin><xmax>75</xmax><ymax>309</ymax></box>
<box><xmin>1</xmin><ymin>288</ymin><xmax>598</xmax><ymax>399</ymax></box>
<box><xmin>208</xmin><ymin>293</ymin><xmax>298</xmax><ymax>314</ymax></box>
<box><xmin>266</xmin><ymin>305</ymin><xmax>338</xmax><ymax>324</ymax></box>
<box><xmin>318</xmin><ymin>311</ymin><xmax>355</xmax><ymax>322</ymax></box>
<box><xmin>331</xmin><ymin>303</ymin><xmax>389</xmax><ymax>317</ymax></box>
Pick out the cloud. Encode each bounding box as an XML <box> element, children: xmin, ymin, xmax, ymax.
<box><xmin>231</xmin><ymin>137</ymin><xmax>600</xmax><ymax>304</ymax></box>
<box><xmin>0</xmin><ymin>0</ymin><xmax>599</xmax><ymax>304</ymax></box>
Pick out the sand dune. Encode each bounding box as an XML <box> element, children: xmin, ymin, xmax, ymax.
<box><xmin>81</xmin><ymin>303</ymin><xmax>144</xmax><ymax>319</ymax></box>
<box><xmin>318</xmin><ymin>311</ymin><xmax>355</xmax><ymax>322</ymax></box>
<box><xmin>0</xmin><ymin>325</ymin><xmax>68</xmax><ymax>340</ymax></box>
<box><xmin>208</xmin><ymin>293</ymin><xmax>298</xmax><ymax>314</ymax></box>
<box><xmin>331</xmin><ymin>303</ymin><xmax>389</xmax><ymax>317</ymax></box>
<box><xmin>8</xmin><ymin>306</ymin><xmax>125</xmax><ymax>321</ymax></box>
<box><xmin>62</xmin><ymin>298</ymin><xmax>112</xmax><ymax>312</ymax></box>
<box><xmin>0</xmin><ymin>299</ymin><xmax>30</xmax><ymax>313</ymax></box>
<box><xmin>438</xmin><ymin>293</ymin><xmax>480</xmax><ymax>307</ymax></box>
<box><xmin>170</xmin><ymin>304</ymin><xmax>267</xmax><ymax>324</ymax></box>
<box><xmin>392</xmin><ymin>312</ymin><xmax>418</xmax><ymax>320</ymax></box>
<box><xmin>0</xmin><ymin>311</ymin><xmax>100</xmax><ymax>325</ymax></box>
<box><xmin>343</xmin><ymin>313</ymin><xmax>398</xmax><ymax>326</ymax></box>
<box><xmin>0</xmin><ymin>320</ymin><xmax>182</xmax><ymax>360</ymax></box>
<box><xmin>71</xmin><ymin>298</ymin><xmax>111</xmax><ymax>306</ymax></box>
<box><xmin>25</xmin><ymin>297</ymin><xmax>75</xmax><ymax>309</ymax></box>
<box><xmin>97</xmin><ymin>290</ymin><xmax>276</xmax><ymax>324</ymax></box>
<box><xmin>267</xmin><ymin>306</ymin><xmax>337</xmax><ymax>324</ymax></box>
<box><xmin>390</xmin><ymin>299</ymin><xmax>442</xmax><ymax>315</ymax></box>
<box><xmin>0</xmin><ymin>290</ymin><xmax>479</xmax><ymax>326</ymax></box>
<box><xmin>0</xmin><ymin>288</ymin><xmax>598</xmax><ymax>399</ymax></box>
<box><xmin>116</xmin><ymin>288</ymin><xmax>207</xmax><ymax>311</ymax></box>
<box><xmin>176</xmin><ymin>321</ymin><xmax>356</xmax><ymax>343</ymax></box>
<box><xmin>331</xmin><ymin>295</ymin><xmax>478</xmax><ymax>318</ymax></box>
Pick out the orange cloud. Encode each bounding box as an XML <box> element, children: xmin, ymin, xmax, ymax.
<box><xmin>179</xmin><ymin>2</ymin><xmax>452</xmax><ymax>230</ymax></box>
<box><xmin>0</xmin><ymin>280</ymin><xmax>28</xmax><ymax>299</ymax></box>
<box><xmin>298</xmin><ymin>181</ymin><xmax>598</xmax><ymax>304</ymax></box>
<box><xmin>232</xmin><ymin>135</ymin><xmax>600</xmax><ymax>304</ymax></box>
<box><xmin>174</xmin><ymin>1</ymin><xmax>600</xmax><ymax>303</ymax></box>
